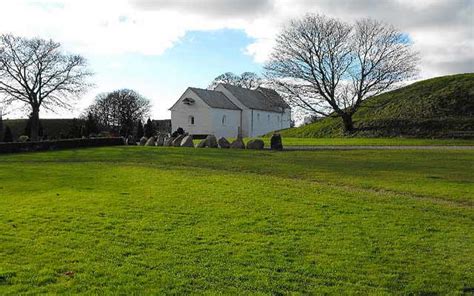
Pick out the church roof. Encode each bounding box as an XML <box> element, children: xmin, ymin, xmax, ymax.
<box><xmin>189</xmin><ymin>87</ymin><xmax>241</xmax><ymax>110</ymax></box>
<box><xmin>220</xmin><ymin>84</ymin><xmax>290</xmax><ymax>112</ymax></box>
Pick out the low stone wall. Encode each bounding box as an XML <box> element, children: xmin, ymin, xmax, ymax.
<box><xmin>0</xmin><ymin>137</ymin><xmax>125</xmax><ymax>154</ymax></box>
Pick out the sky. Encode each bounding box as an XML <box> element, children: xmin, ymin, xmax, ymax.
<box><xmin>0</xmin><ymin>0</ymin><xmax>472</xmax><ymax>119</ymax></box>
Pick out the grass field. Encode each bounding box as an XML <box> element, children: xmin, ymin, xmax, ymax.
<box><xmin>1</xmin><ymin>147</ymin><xmax>473</xmax><ymax>294</ymax></box>
<box><xmin>196</xmin><ymin>137</ymin><xmax>474</xmax><ymax>147</ymax></box>
<box><xmin>260</xmin><ymin>137</ymin><xmax>474</xmax><ymax>147</ymax></box>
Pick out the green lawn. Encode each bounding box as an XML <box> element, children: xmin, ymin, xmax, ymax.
<box><xmin>262</xmin><ymin>137</ymin><xmax>474</xmax><ymax>147</ymax></box>
<box><xmin>1</xmin><ymin>147</ymin><xmax>473</xmax><ymax>294</ymax></box>
<box><xmin>195</xmin><ymin>137</ymin><xmax>474</xmax><ymax>147</ymax></box>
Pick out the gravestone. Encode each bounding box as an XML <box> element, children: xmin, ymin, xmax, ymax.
<box><xmin>172</xmin><ymin>134</ymin><xmax>185</xmax><ymax>147</ymax></box>
<box><xmin>145</xmin><ymin>136</ymin><xmax>156</xmax><ymax>146</ymax></box>
<box><xmin>230</xmin><ymin>138</ymin><xmax>245</xmax><ymax>149</ymax></box>
<box><xmin>164</xmin><ymin>137</ymin><xmax>174</xmax><ymax>146</ymax></box>
<box><xmin>139</xmin><ymin>137</ymin><xmax>148</xmax><ymax>146</ymax></box>
<box><xmin>246</xmin><ymin>139</ymin><xmax>264</xmax><ymax>150</ymax></box>
<box><xmin>156</xmin><ymin>135</ymin><xmax>164</xmax><ymax>146</ymax></box>
<box><xmin>205</xmin><ymin>135</ymin><xmax>218</xmax><ymax>148</ymax></box>
<box><xmin>218</xmin><ymin>137</ymin><xmax>230</xmax><ymax>149</ymax></box>
<box><xmin>270</xmin><ymin>133</ymin><xmax>283</xmax><ymax>150</ymax></box>
<box><xmin>180</xmin><ymin>135</ymin><xmax>194</xmax><ymax>147</ymax></box>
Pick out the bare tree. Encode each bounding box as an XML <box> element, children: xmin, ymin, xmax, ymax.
<box><xmin>239</xmin><ymin>72</ymin><xmax>263</xmax><ymax>89</ymax></box>
<box><xmin>0</xmin><ymin>34</ymin><xmax>92</xmax><ymax>141</ymax></box>
<box><xmin>85</xmin><ymin>89</ymin><xmax>151</xmax><ymax>137</ymax></box>
<box><xmin>265</xmin><ymin>15</ymin><xmax>418</xmax><ymax>132</ymax></box>
<box><xmin>208</xmin><ymin>72</ymin><xmax>262</xmax><ymax>90</ymax></box>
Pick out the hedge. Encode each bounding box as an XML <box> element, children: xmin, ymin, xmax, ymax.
<box><xmin>0</xmin><ymin>137</ymin><xmax>125</xmax><ymax>154</ymax></box>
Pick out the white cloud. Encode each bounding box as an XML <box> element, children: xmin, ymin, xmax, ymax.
<box><xmin>1</xmin><ymin>0</ymin><xmax>471</xmax><ymax>75</ymax></box>
<box><xmin>131</xmin><ymin>0</ymin><xmax>274</xmax><ymax>18</ymax></box>
<box><xmin>0</xmin><ymin>0</ymin><xmax>472</xmax><ymax>119</ymax></box>
<box><xmin>239</xmin><ymin>0</ymin><xmax>474</xmax><ymax>78</ymax></box>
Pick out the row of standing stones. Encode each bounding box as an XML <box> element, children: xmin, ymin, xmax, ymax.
<box><xmin>126</xmin><ymin>133</ymin><xmax>284</xmax><ymax>150</ymax></box>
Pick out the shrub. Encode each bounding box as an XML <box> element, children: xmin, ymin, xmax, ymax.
<box><xmin>135</xmin><ymin>120</ymin><xmax>144</xmax><ymax>139</ymax></box>
<box><xmin>0</xmin><ymin>137</ymin><xmax>124</xmax><ymax>154</ymax></box>
<box><xmin>172</xmin><ymin>127</ymin><xmax>185</xmax><ymax>138</ymax></box>
<box><xmin>144</xmin><ymin>118</ymin><xmax>155</xmax><ymax>138</ymax></box>
<box><xmin>3</xmin><ymin>126</ymin><xmax>13</xmax><ymax>143</ymax></box>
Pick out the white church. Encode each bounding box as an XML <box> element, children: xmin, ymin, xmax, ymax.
<box><xmin>170</xmin><ymin>84</ymin><xmax>291</xmax><ymax>138</ymax></box>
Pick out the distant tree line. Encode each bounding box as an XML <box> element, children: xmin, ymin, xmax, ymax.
<box><xmin>208</xmin><ymin>72</ymin><xmax>262</xmax><ymax>90</ymax></box>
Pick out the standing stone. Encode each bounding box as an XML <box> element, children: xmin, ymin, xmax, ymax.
<box><xmin>145</xmin><ymin>136</ymin><xmax>156</xmax><ymax>146</ymax></box>
<box><xmin>164</xmin><ymin>137</ymin><xmax>174</xmax><ymax>146</ymax></box>
<box><xmin>246</xmin><ymin>139</ymin><xmax>265</xmax><ymax>150</ymax></box>
<box><xmin>156</xmin><ymin>135</ymin><xmax>165</xmax><ymax>146</ymax></box>
<box><xmin>172</xmin><ymin>134</ymin><xmax>185</xmax><ymax>147</ymax></box>
<box><xmin>196</xmin><ymin>138</ymin><xmax>207</xmax><ymax>148</ymax></box>
<box><xmin>270</xmin><ymin>133</ymin><xmax>283</xmax><ymax>151</ymax></box>
<box><xmin>205</xmin><ymin>135</ymin><xmax>218</xmax><ymax>148</ymax></box>
<box><xmin>218</xmin><ymin>137</ymin><xmax>230</xmax><ymax>149</ymax></box>
<box><xmin>139</xmin><ymin>137</ymin><xmax>148</xmax><ymax>146</ymax></box>
<box><xmin>180</xmin><ymin>135</ymin><xmax>194</xmax><ymax>147</ymax></box>
<box><xmin>230</xmin><ymin>138</ymin><xmax>245</xmax><ymax>149</ymax></box>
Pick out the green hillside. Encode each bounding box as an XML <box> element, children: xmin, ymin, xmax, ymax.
<box><xmin>278</xmin><ymin>73</ymin><xmax>474</xmax><ymax>138</ymax></box>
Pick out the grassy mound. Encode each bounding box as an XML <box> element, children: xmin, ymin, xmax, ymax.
<box><xmin>278</xmin><ymin>73</ymin><xmax>474</xmax><ymax>138</ymax></box>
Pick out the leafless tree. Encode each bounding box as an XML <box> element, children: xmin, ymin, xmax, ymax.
<box><xmin>85</xmin><ymin>89</ymin><xmax>151</xmax><ymax>137</ymax></box>
<box><xmin>0</xmin><ymin>34</ymin><xmax>92</xmax><ymax>140</ymax></box>
<box><xmin>208</xmin><ymin>71</ymin><xmax>262</xmax><ymax>90</ymax></box>
<box><xmin>265</xmin><ymin>14</ymin><xmax>418</xmax><ymax>132</ymax></box>
<box><xmin>239</xmin><ymin>72</ymin><xmax>263</xmax><ymax>89</ymax></box>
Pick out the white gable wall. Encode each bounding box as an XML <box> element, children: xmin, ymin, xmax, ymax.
<box><xmin>170</xmin><ymin>89</ymin><xmax>213</xmax><ymax>135</ymax></box>
<box><xmin>171</xmin><ymin>89</ymin><xmax>241</xmax><ymax>138</ymax></box>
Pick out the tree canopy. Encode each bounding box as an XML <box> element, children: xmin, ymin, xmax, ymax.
<box><xmin>208</xmin><ymin>72</ymin><xmax>262</xmax><ymax>90</ymax></box>
<box><xmin>0</xmin><ymin>34</ymin><xmax>92</xmax><ymax>140</ymax></box>
<box><xmin>85</xmin><ymin>89</ymin><xmax>151</xmax><ymax>137</ymax></box>
<box><xmin>265</xmin><ymin>14</ymin><xmax>418</xmax><ymax>132</ymax></box>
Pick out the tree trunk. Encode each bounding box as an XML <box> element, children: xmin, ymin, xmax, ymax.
<box><xmin>341</xmin><ymin>113</ymin><xmax>354</xmax><ymax>133</ymax></box>
<box><xmin>30</xmin><ymin>105</ymin><xmax>40</xmax><ymax>141</ymax></box>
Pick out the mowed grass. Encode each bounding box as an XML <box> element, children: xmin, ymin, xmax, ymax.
<box><xmin>264</xmin><ymin>137</ymin><xmax>474</xmax><ymax>147</ymax></box>
<box><xmin>0</xmin><ymin>147</ymin><xmax>473</xmax><ymax>294</ymax></box>
<box><xmin>195</xmin><ymin>137</ymin><xmax>474</xmax><ymax>147</ymax></box>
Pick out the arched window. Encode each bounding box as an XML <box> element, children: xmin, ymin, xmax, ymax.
<box><xmin>268</xmin><ymin>114</ymin><xmax>271</xmax><ymax>122</ymax></box>
<box><xmin>277</xmin><ymin>115</ymin><xmax>280</xmax><ymax>122</ymax></box>
<box><xmin>222</xmin><ymin>115</ymin><xmax>227</xmax><ymax>126</ymax></box>
<box><xmin>188</xmin><ymin>115</ymin><xmax>195</xmax><ymax>125</ymax></box>
<box><xmin>257</xmin><ymin>113</ymin><xmax>260</xmax><ymax>121</ymax></box>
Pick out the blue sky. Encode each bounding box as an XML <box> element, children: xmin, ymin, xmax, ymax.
<box><xmin>87</xmin><ymin>29</ymin><xmax>262</xmax><ymax>118</ymax></box>
<box><xmin>0</xmin><ymin>0</ymin><xmax>472</xmax><ymax>119</ymax></box>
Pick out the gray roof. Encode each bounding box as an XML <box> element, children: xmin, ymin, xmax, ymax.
<box><xmin>189</xmin><ymin>87</ymin><xmax>241</xmax><ymax>110</ymax></box>
<box><xmin>221</xmin><ymin>84</ymin><xmax>290</xmax><ymax>112</ymax></box>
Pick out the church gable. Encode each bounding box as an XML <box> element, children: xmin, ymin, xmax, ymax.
<box><xmin>169</xmin><ymin>88</ymin><xmax>210</xmax><ymax>111</ymax></box>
